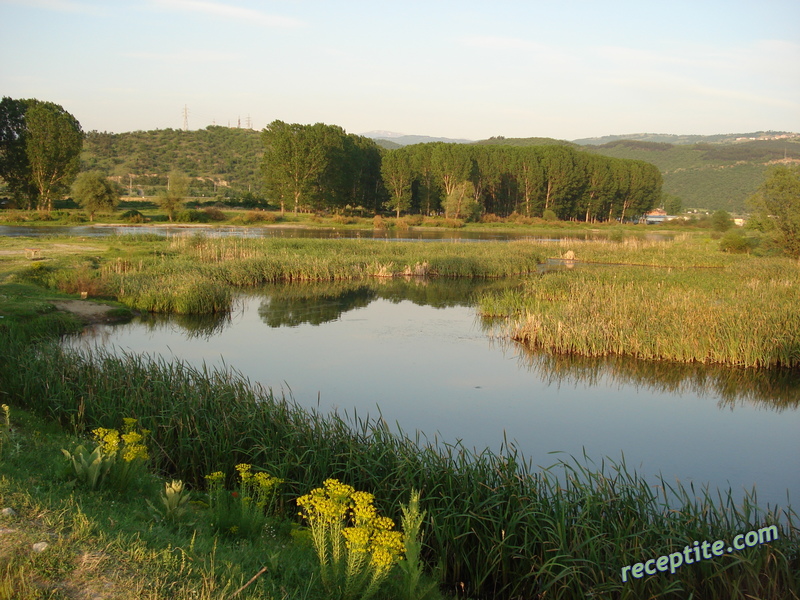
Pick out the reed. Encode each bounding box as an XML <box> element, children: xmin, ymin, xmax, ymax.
<box><xmin>479</xmin><ymin>259</ymin><xmax>800</xmax><ymax>368</ymax></box>
<box><xmin>1</xmin><ymin>324</ymin><xmax>797</xmax><ymax>599</ymax></box>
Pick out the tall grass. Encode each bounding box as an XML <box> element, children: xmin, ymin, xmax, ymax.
<box><xmin>1</xmin><ymin>321</ymin><xmax>797</xmax><ymax>599</ymax></box>
<box><xmin>15</xmin><ymin>236</ymin><xmax>543</xmax><ymax>315</ymax></box>
<box><xmin>479</xmin><ymin>259</ymin><xmax>800</xmax><ymax>368</ymax></box>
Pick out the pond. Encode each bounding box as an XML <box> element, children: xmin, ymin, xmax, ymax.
<box><xmin>65</xmin><ymin>277</ymin><xmax>800</xmax><ymax>509</ymax></box>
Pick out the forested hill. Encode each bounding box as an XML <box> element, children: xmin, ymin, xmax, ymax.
<box><xmin>82</xmin><ymin>126</ymin><xmax>264</xmax><ymax>195</ymax></box>
<box><xmin>81</xmin><ymin>125</ymin><xmax>800</xmax><ymax>212</ymax></box>
<box><xmin>586</xmin><ymin>138</ymin><xmax>800</xmax><ymax>212</ymax></box>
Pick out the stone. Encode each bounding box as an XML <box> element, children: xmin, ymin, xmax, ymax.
<box><xmin>1</xmin><ymin>507</ymin><xmax>17</xmax><ymax>518</ymax></box>
<box><xmin>32</xmin><ymin>542</ymin><xmax>49</xmax><ymax>553</ymax></box>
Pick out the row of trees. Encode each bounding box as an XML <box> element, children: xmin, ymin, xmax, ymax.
<box><xmin>262</xmin><ymin>121</ymin><xmax>663</xmax><ymax>222</ymax></box>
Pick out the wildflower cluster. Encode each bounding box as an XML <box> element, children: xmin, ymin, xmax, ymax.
<box><xmin>63</xmin><ymin>417</ymin><xmax>150</xmax><ymax>492</ymax></box>
<box><xmin>205</xmin><ymin>464</ymin><xmax>282</xmax><ymax>538</ymax></box>
<box><xmin>297</xmin><ymin>479</ymin><xmax>404</xmax><ymax>599</ymax></box>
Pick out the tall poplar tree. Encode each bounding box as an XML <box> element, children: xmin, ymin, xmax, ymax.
<box><xmin>0</xmin><ymin>97</ymin><xmax>82</xmax><ymax>211</ymax></box>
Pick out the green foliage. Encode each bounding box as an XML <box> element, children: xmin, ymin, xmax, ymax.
<box><xmin>61</xmin><ymin>418</ymin><xmax>149</xmax><ymax>492</ymax></box>
<box><xmin>146</xmin><ymin>479</ymin><xmax>193</xmax><ymax>525</ymax></box>
<box><xmin>70</xmin><ymin>171</ymin><xmax>119</xmax><ymax>220</ymax></box>
<box><xmin>719</xmin><ymin>230</ymin><xmax>754</xmax><ymax>253</ymax></box>
<box><xmin>663</xmin><ymin>193</ymin><xmax>682</xmax><ymax>214</ymax></box>
<box><xmin>156</xmin><ymin>170</ymin><xmax>189</xmax><ymax>221</ymax></box>
<box><xmin>712</xmin><ymin>209</ymin><xmax>734</xmax><ymax>231</ymax></box>
<box><xmin>0</xmin><ymin>97</ymin><xmax>82</xmax><ymax>211</ymax></box>
<box><xmin>542</xmin><ymin>208</ymin><xmax>557</xmax><ymax>221</ymax></box>
<box><xmin>396</xmin><ymin>490</ymin><xmax>438</xmax><ymax>600</ymax></box>
<box><xmin>0</xmin><ymin>404</ymin><xmax>11</xmax><ymax>460</ymax></box>
<box><xmin>204</xmin><ymin>464</ymin><xmax>282</xmax><ymax>538</ymax></box>
<box><xmin>297</xmin><ymin>479</ymin><xmax>404</xmax><ymax>600</ymax></box>
<box><xmin>752</xmin><ymin>165</ymin><xmax>800</xmax><ymax>258</ymax></box>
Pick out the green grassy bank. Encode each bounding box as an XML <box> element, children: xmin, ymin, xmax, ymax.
<box><xmin>479</xmin><ymin>237</ymin><xmax>800</xmax><ymax>368</ymax></box>
<box><xmin>3</xmin><ymin>235</ymin><xmax>543</xmax><ymax>315</ymax></box>
<box><xmin>0</xmin><ymin>313</ymin><xmax>798</xmax><ymax>599</ymax></box>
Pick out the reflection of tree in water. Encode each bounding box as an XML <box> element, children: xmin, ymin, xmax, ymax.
<box><xmin>255</xmin><ymin>277</ymin><xmax>528</xmax><ymax>328</ymax></box>
<box><xmin>258</xmin><ymin>282</ymin><xmax>376</xmax><ymax>327</ymax></box>
<box><xmin>487</xmin><ymin>337</ymin><xmax>800</xmax><ymax>411</ymax></box>
<box><xmin>138</xmin><ymin>312</ymin><xmax>233</xmax><ymax>340</ymax></box>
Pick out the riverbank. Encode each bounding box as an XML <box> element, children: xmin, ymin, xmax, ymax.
<box><xmin>0</xmin><ymin>309</ymin><xmax>797</xmax><ymax>599</ymax></box>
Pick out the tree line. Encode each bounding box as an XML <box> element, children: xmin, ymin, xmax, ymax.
<box><xmin>262</xmin><ymin>120</ymin><xmax>663</xmax><ymax>222</ymax></box>
<box><xmin>2</xmin><ymin>98</ymin><xmax>660</xmax><ymax>222</ymax></box>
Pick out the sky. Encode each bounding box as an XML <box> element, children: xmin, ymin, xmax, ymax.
<box><xmin>1</xmin><ymin>0</ymin><xmax>799</xmax><ymax>141</ymax></box>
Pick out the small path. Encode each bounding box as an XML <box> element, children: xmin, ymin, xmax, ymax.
<box><xmin>51</xmin><ymin>300</ymin><xmax>129</xmax><ymax>324</ymax></box>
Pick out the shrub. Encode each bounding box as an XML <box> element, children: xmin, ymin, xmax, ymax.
<box><xmin>120</xmin><ymin>209</ymin><xmax>145</xmax><ymax>223</ymax></box>
<box><xmin>542</xmin><ymin>209</ymin><xmax>558</xmax><ymax>222</ymax></box>
<box><xmin>176</xmin><ymin>209</ymin><xmax>210</xmax><ymax>223</ymax></box>
<box><xmin>719</xmin><ymin>230</ymin><xmax>753</xmax><ymax>253</ymax></box>
<box><xmin>202</xmin><ymin>207</ymin><xmax>226</xmax><ymax>222</ymax></box>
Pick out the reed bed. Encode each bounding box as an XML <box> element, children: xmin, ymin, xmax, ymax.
<box><xmin>1</xmin><ymin>320</ymin><xmax>797</xmax><ymax>599</ymax></box>
<box><xmin>479</xmin><ymin>259</ymin><xmax>800</xmax><ymax>369</ymax></box>
<box><xmin>36</xmin><ymin>236</ymin><xmax>542</xmax><ymax>314</ymax></box>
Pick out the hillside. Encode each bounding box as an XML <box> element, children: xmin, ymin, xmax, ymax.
<box><xmin>82</xmin><ymin>126</ymin><xmax>265</xmax><ymax>197</ymax></box>
<box><xmin>572</xmin><ymin>131</ymin><xmax>799</xmax><ymax>146</ymax></box>
<box><xmin>585</xmin><ymin>139</ymin><xmax>800</xmax><ymax>212</ymax></box>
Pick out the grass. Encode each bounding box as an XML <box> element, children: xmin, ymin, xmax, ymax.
<box><xmin>0</xmin><ymin>315</ymin><xmax>798</xmax><ymax>599</ymax></box>
<box><xmin>4</xmin><ymin>234</ymin><xmax>544</xmax><ymax>315</ymax></box>
<box><xmin>479</xmin><ymin>243</ymin><xmax>800</xmax><ymax>368</ymax></box>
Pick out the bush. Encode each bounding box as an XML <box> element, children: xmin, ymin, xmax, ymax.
<box><xmin>202</xmin><ymin>207</ymin><xmax>226</xmax><ymax>222</ymax></box>
<box><xmin>711</xmin><ymin>210</ymin><xmax>733</xmax><ymax>232</ymax></box>
<box><xmin>176</xmin><ymin>209</ymin><xmax>210</xmax><ymax>223</ymax></box>
<box><xmin>542</xmin><ymin>209</ymin><xmax>558</xmax><ymax>222</ymax></box>
<box><xmin>719</xmin><ymin>230</ymin><xmax>754</xmax><ymax>253</ymax></box>
<box><xmin>480</xmin><ymin>213</ymin><xmax>504</xmax><ymax>223</ymax></box>
<box><xmin>120</xmin><ymin>209</ymin><xmax>146</xmax><ymax>223</ymax></box>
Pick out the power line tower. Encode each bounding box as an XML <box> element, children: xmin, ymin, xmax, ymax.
<box><xmin>183</xmin><ymin>105</ymin><xmax>189</xmax><ymax>131</ymax></box>
<box><xmin>245</xmin><ymin>114</ymin><xmax>252</xmax><ymax>129</ymax></box>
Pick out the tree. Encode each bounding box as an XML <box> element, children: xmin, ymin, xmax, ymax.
<box><xmin>0</xmin><ymin>97</ymin><xmax>37</xmax><ymax>207</ymax></box>
<box><xmin>0</xmin><ymin>97</ymin><xmax>82</xmax><ymax>211</ymax></box>
<box><xmin>262</xmin><ymin>121</ymin><xmax>338</xmax><ymax>215</ymax></box>
<box><xmin>711</xmin><ymin>209</ymin><xmax>733</xmax><ymax>232</ymax></box>
<box><xmin>751</xmin><ymin>165</ymin><xmax>800</xmax><ymax>258</ymax></box>
<box><xmin>24</xmin><ymin>101</ymin><xmax>83</xmax><ymax>211</ymax></box>
<box><xmin>158</xmin><ymin>170</ymin><xmax>189</xmax><ymax>221</ymax></box>
<box><xmin>381</xmin><ymin>148</ymin><xmax>414</xmax><ymax>217</ymax></box>
<box><xmin>71</xmin><ymin>171</ymin><xmax>119</xmax><ymax>221</ymax></box>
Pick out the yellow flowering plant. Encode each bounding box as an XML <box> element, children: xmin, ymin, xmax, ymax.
<box><xmin>296</xmin><ymin>479</ymin><xmax>404</xmax><ymax>600</ymax></box>
<box><xmin>205</xmin><ymin>464</ymin><xmax>282</xmax><ymax>538</ymax></box>
<box><xmin>61</xmin><ymin>417</ymin><xmax>150</xmax><ymax>492</ymax></box>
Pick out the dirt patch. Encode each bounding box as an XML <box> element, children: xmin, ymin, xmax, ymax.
<box><xmin>51</xmin><ymin>300</ymin><xmax>132</xmax><ymax>325</ymax></box>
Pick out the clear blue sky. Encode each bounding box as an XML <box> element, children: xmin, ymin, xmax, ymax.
<box><xmin>2</xmin><ymin>0</ymin><xmax>798</xmax><ymax>140</ymax></box>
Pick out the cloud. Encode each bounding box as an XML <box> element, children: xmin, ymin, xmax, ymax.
<box><xmin>150</xmin><ymin>0</ymin><xmax>304</xmax><ymax>28</ymax></box>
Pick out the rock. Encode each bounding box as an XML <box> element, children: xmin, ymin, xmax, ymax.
<box><xmin>563</xmin><ymin>250</ymin><xmax>576</xmax><ymax>260</ymax></box>
<box><xmin>32</xmin><ymin>542</ymin><xmax>49</xmax><ymax>553</ymax></box>
<box><xmin>1</xmin><ymin>507</ymin><xmax>17</xmax><ymax>517</ymax></box>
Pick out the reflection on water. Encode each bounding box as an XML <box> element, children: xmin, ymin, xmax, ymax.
<box><xmin>67</xmin><ymin>277</ymin><xmax>799</xmax><ymax>507</ymax></box>
<box><xmin>0</xmin><ymin>224</ymin><xmax>673</xmax><ymax>243</ymax></box>
<box><xmin>495</xmin><ymin>342</ymin><xmax>800</xmax><ymax>411</ymax></box>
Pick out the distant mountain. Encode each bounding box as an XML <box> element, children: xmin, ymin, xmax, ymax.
<box><xmin>474</xmin><ymin>136</ymin><xmax>576</xmax><ymax>147</ymax></box>
<box><xmin>362</xmin><ymin>131</ymin><xmax>473</xmax><ymax>146</ymax></box>
<box><xmin>573</xmin><ymin>131</ymin><xmax>799</xmax><ymax>146</ymax></box>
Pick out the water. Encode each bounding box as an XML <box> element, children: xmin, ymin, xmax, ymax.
<box><xmin>65</xmin><ymin>278</ymin><xmax>800</xmax><ymax>509</ymax></box>
<box><xmin>0</xmin><ymin>224</ymin><xmax>671</xmax><ymax>243</ymax></box>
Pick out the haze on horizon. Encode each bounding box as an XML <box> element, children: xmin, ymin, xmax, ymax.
<box><xmin>1</xmin><ymin>0</ymin><xmax>798</xmax><ymax>141</ymax></box>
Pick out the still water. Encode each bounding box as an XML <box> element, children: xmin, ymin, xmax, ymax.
<box><xmin>66</xmin><ymin>278</ymin><xmax>800</xmax><ymax>508</ymax></box>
